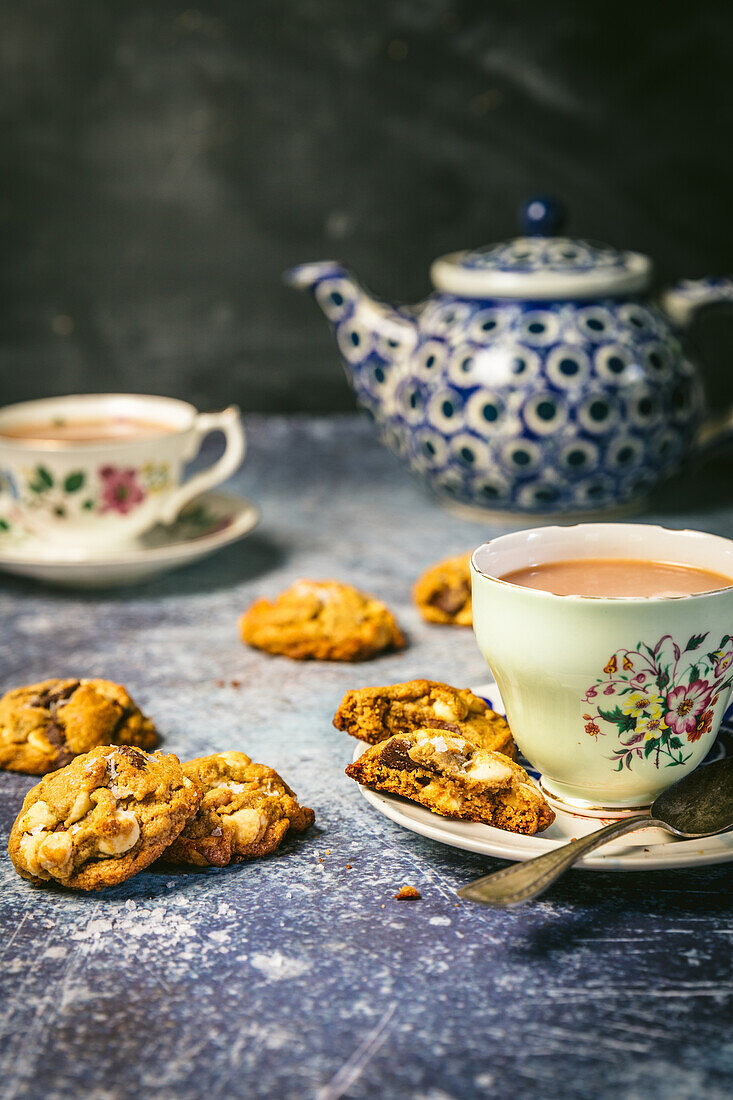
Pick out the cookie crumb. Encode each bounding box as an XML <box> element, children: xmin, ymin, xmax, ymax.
<box><xmin>394</xmin><ymin>885</ymin><xmax>421</xmax><ymax>900</ymax></box>
<box><xmin>345</xmin><ymin>863</ymin><xmax>352</xmax><ymax>869</ymax></box>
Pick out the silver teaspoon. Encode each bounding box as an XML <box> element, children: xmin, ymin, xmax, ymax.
<box><xmin>458</xmin><ymin>756</ymin><xmax>733</xmax><ymax>907</ymax></box>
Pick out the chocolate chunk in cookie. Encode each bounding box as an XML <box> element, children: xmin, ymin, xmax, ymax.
<box><xmin>346</xmin><ymin>729</ymin><xmax>554</xmax><ymax>836</ymax></box>
<box><xmin>333</xmin><ymin>679</ymin><xmax>515</xmax><ymax>758</ymax></box>
<box><xmin>8</xmin><ymin>746</ymin><xmax>200</xmax><ymax>890</ymax></box>
<box><xmin>413</xmin><ymin>553</ymin><xmax>472</xmax><ymax>626</ymax></box>
<box><xmin>163</xmin><ymin>751</ymin><xmax>315</xmax><ymax>867</ymax></box>
<box><xmin>0</xmin><ymin>678</ymin><xmax>158</xmax><ymax>775</ymax></box>
<box><xmin>240</xmin><ymin>580</ymin><xmax>405</xmax><ymax>661</ymax></box>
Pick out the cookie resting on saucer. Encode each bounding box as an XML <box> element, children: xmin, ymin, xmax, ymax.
<box><xmin>240</xmin><ymin>580</ymin><xmax>405</xmax><ymax>661</ymax></box>
<box><xmin>413</xmin><ymin>553</ymin><xmax>472</xmax><ymax>626</ymax></box>
<box><xmin>333</xmin><ymin>679</ymin><xmax>515</xmax><ymax>758</ymax></box>
<box><xmin>0</xmin><ymin>678</ymin><xmax>158</xmax><ymax>775</ymax></box>
<box><xmin>346</xmin><ymin>729</ymin><xmax>554</xmax><ymax>836</ymax></box>
<box><xmin>163</xmin><ymin>751</ymin><xmax>315</xmax><ymax>867</ymax></box>
<box><xmin>8</xmin><ymin>746</ymin><xmax>200</xmax><ymax>890</ymax></box>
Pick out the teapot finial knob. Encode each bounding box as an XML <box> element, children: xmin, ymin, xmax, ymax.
<box><xmin>520</xmin><ymin>195</ymin><xmax>566</xmax><ymax>236</ymax></box>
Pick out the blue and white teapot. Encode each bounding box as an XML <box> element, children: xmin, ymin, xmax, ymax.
<box><xmin>287</xmin><ymin>198</ymin><xmax>733</xmax><ymax>516</ymax></box>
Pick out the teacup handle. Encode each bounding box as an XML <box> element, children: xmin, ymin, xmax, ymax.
<box><xmin>158</xmin><ymin>406</ymin><xmax>246</xmax><ymax>525</ymax></box>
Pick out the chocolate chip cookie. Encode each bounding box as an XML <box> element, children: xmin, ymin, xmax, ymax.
<box><xmin>0</xmin><ymin>678</ymin><xmax>158</xmax><ymax>775</ymax></box>
<box><xmin>413</xmin><ymin>553</ymin><xmax>472</xmax><ymax>626</ymax></box>
<box><xmin>163</xmin><ymin>751</ymin><xmax>315</xmax><ymax>866</ymax></box>
<box><xmin>333</xmin><ymin>679</ymin><xmax>516</xmax><ymax>758</ymax></box>
<box><xmin>8</xmin><ymin>746</ymin><xmax>200</xmax><ymax>890</ymax></box>
<box><xmin>346</xmin><ymin>729</ymin><xmax>554</xmax><ymax>835</ymax></box>
<box><xmin>240</xmin><ymin>580</ymin><xmax>405</xmax><ymax>661</ymax></box>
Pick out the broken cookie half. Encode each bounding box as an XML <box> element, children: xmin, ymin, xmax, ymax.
<box><xmin>346</xmin><ymin>729</ymin><xmax>554</xmax><ymax>836</ymax></box>
<box><xmin>333</xmin><ymin>679</ymin><xmax>515</xmax><ymax>759</ymax></box>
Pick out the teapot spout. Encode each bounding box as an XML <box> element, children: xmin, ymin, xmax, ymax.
<box><xmin>284</xmin><ymin>259</ymin><xmax>352</xmax><ymax>293</ymax></box>
<box><xmin>284</xmin><ymin>261</ymin><xmax>418</xmax><ymax>359</ymax></box>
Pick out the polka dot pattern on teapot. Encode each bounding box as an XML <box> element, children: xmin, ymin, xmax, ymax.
<box><xmin>319</xmin><ymin>281</ymin><xmax>702</xmax><ymax>514</ymax></box>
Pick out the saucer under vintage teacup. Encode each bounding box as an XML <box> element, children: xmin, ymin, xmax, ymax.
<box><xmin>0</xmin><ymin>490</ymin><xmax>259</xmax><ymax>587</ymax></box>
<box><xmin>471</xmin><ymin>523</ymin><xmax>733</xmax><ymax>813</ymax></box>
<box><xmin>353</xmin><ymin>675</ymin><xmax>733</xmax><ymax>871</ymax></box>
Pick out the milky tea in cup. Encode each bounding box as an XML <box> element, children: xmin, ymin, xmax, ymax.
<box><xmin>471</xmin><ymin>523</ymin><xmax>733</xmax><ymax>812</ymax></box>
<box><xmin>1</xmin><ymin>416</ymin><xmax>178</xmax><ymax>445</ymax></box>
<box><xmin>0</xmin><ymin>394</ymin><xmax>246</xmax><ymax>552</ymax></box>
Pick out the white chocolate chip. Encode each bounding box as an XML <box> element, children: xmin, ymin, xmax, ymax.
<box><xmin>19</xmin><ymin>833</ymin><xmax>44</xmax><ymax>875</ymax></box>
<box><xmin>68</xmin><ymin>790</ymin><xmax>93</xmax><ymax>824</ymax></box>
<box><xmin>38</xmin><ymin>831</ymin><xmax>73</xmax><ymax>874</ymax></box>
<box><xmin>227</xmin><ymin>808</ymin><xmax>266</xmax><ymax>846</ymax></box>
<box><xmin>465</xmin><ymin>755</ymin><xmax>514</xmax><ymax>786</ymax></box>
<box><xmin>432</xmin><ymin>699</ymin><xmax>458</xmax><ymax>722</ymax></box>
<box><xmin>27</xmin><ymin>729</ymin><xmax>57</xmax><ymax>752</ymax></box>
<box><xmin>213</xmin><ymin>780</ymin><xmax>247</xmax><ymax>794</ymax></box>
<box><xmin>426</xmin><ymin>735</ymin><xmax>448</xmax><ymax>753</ymax></box>
<box><xmin>21</xmin><ymin>830</ymin><xmax>73</xmax><ymax>878</ymax></box>
<box><xmin>22</xmin><ymin>800</ymin><xmax>56</xmax><ymax>833</ymax></box>
<box><xmin>97</xmin><ymin>810</ymin><xmax>140</xmax><ymax>856</ymax></box>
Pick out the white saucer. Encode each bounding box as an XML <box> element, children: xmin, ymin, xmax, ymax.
<box><xmin>354</xmin><ymin>678</ymin><xmax>733</xmax><ymax>871</ymax></box>
<box><xmin>0</xmin><ymin>491</ymin><xmax>259</xmax><ymax>587</ymax></box>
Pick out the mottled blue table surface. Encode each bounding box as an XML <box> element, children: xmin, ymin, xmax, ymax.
<box><xmin>1</xmin><ymin>415</ymin><xmax>731</xmax><ymax>1100</ymax></box>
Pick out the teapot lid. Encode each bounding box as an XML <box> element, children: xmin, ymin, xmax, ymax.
<box><xmin>430</xmin><ymin>197</ymin><xmax>652</xmax><ymax>300</ymax></box>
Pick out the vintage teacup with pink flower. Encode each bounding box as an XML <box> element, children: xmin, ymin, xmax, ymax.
<box><xmin>0</xmin><ymin>394</ymin><xmax>245</xmax><ymax>552</ymax></box>
<box><xmin>471</xmin><ymin>523</ymin><xmax>733</xmax><ymax>812</ymax></box>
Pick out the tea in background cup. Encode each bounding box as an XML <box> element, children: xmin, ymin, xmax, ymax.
<box><xmin>0</xmin><ymin>394</ymin><xmax>246</xmax><ymax>551</ymax></box>
<box><xmin>471</xmin><ymin>523</ymin><xmax>733</xmax><ymax>812</ymax></box>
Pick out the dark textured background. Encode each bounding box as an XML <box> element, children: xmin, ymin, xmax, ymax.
<box><xmin>2</xmin><ymin>0</ymin><xmax>733</xmax><ymax>413</ymax></box>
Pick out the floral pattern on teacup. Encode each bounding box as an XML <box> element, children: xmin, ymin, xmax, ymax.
<box><xmin>17</xmin><ymin>462</ymin><xmax>172</xmax><ymax>519</ymax></box>
<box><xmin>582</xmin><ymin>631</ymin><xmax>733</xmax><ymax>771</ymax></box>
<box><xmin>98</xmin><ymin>466</ymin><xmax>146</xmax><ymax>514</ymax></box>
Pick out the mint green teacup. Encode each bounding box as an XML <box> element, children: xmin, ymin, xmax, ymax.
<box><xmin>471</xmin><ymin>523</ymin><xmax>733</xmax><ymax>813</ymax></box>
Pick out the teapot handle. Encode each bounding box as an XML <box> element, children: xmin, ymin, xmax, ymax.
<box><xmin>661</xmin><ymin>277</ymin><xmax>733</xmax><ymax>327</ymax></box>
<box><xmin>660</xmin><ymin>278</ymin><xmax>733</xmax><ymax>454</ymax></box>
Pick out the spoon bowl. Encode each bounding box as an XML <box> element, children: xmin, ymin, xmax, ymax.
<box><xmin>651</xmin><ymin>756</ymin><xmax>733</xmax><ymax>836</ymax></box>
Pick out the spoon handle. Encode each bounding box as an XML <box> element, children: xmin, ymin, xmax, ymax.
<box><xmin>458</xmin><ymin>815</ymin><xmax>662</xmax><ymax>907</ymax></box>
